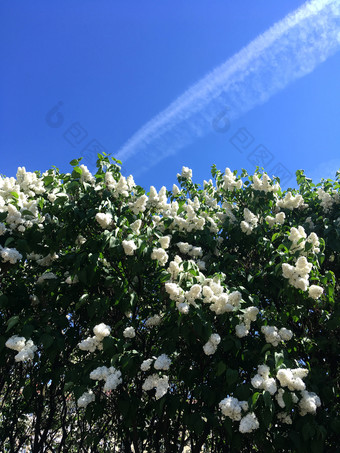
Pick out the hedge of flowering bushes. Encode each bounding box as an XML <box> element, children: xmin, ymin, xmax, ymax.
<box><xmin>0</xmin><ymin>154</ymin><xmax>339</xmax><ymax>452</ymax></box>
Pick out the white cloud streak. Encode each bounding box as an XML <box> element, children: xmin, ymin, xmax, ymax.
<box><xmin>115</xmin><ymin>0</ymin><xmax>340</xmax><ymax>175</ymax></box>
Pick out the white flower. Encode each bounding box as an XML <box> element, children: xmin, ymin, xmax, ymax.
<box><xmin>252</xmin><ymin>173</ymin><xmax>280</xmax><ymax>193</ymax></box>
<box><xmin>123</xmin><ymin>326</ymin><xmax>136</xmax><ymax>338</ymax></box>
<box><xmin>235</xmin><ymin>324</ymin><xmax>249</xmax><ymax>338</ymax></box>
<box><xmin>78</xmin><ymin>336</ymin><xmax>101</xmax><ymax>352</ymax></box>
<box><xmin>0</xmin><ymin>223</ymin><xmax>7</xmax><ymax>235</ymax></box>
<box><xmin>251</xmin><ymin>365</ymin><xmax>277</xmax><ymax>395</ymax></box>
<box><xmin>299</xmin><ymin>390</ymin><xmax>321</xmax><ymax>416</ymax></box>
<box><xmin>219</xmin><ymin>396</ymin><xmax>247</xmax><ymax>421</ymax></box>
<box><xmin>277</xmin><ymin>412</ymin><xmax>292</xmax><ymax>424</ymax></box>
<box><xmin>177</xmin><ymin>242</ymin><xmax>192</xmax><ymax>254</ymax></box>
<box><xmin>93</xmin><ymin>323</ymin><xmax>111</xmax><ymax>340</ymax></box>
<box><xmin>203</xmin><ymin>334</ymin><xmax>221</xmax><ymax>355</ymax></box>
<box><xmin>277</xmin><ymin>191</ymin><xmax>304</xmax><ymax>210</ymax></box>
<box><xmin>6</xmin><ymin>336</ymin><xmax>37</xmax><ymax>362</ymax></box>
<box><xmin>142</xmin><ymin>374</ymin><xmax>169</xmax><ymax>399</ymax></box>
<box><xmin>90</xmin><ymin>366</ymin><xmax>110</xmax><ymax>381</ymax></box>
<box><xmin>77</xmin><ymin>390</ymin><xmax>95</xmax><ymax>408</ymax></box>
<box><xmin>278</xmin><ymin>327</ymin><xmax>293</xmax><ymax>341</ymax></box>
<box><xmin>145</xmin><ymin>314</ymin><xmax>162</xmax><ymax>327</ymax></box>
<box><xmin>154</xmin><ymin>354</ymin><xmax>171</xmax><ymax>371</ymax></box>
<box><xmin>103</xmin><ymin>369</ymin><xmax>122</xmax><ymax>391</ymax></box>
<box><xmin>239</xmin><ymin>413</ymin><xmax>259</xmax><ymax>433</ymax></box>
<box><xmin>130</xmin><ymin>219</ymin><xmax>142</xmax><ymax>235</ymax></box>
<box><xmin>5</xmin><ymin>335</ymin><xmax>26</xmax><ymax>351</ymax></box>
<box><xmin>151</xmin><ymin>247</ymin><xmax>169</xmax><ymax>266</ymax></box>
<box><xmin>95</xmin><ymin>212</ymin><xmax>112</xmax><ymax>229</ymax></box>
<box><xmin>141</xmin><ymin>358</ymin><xmax>154</xmax><ymax>371</ymax></box>
<box><xmin>276</xmin><ymin>368</ymin><xmax>308</xmax><ymax>391</ymax></box>
<box><xmin>222</xmin><ymin>168</ymin><xmax>242</xmax><ymax>191</ymax></box>
<box><xmin>179</xmin><ymin>166</ymin><xmax>192</xmax><ymax>179</ymax></box>
<box><xmin>308</xmin><ymin>285</ymin><xmax>324</xmax><ymax>299</ymax></box>
<box><xmin>159</xmin><ymin>235</ymin><xmax>171</xmax><ymax>249</ymax></box>
<box><xmin>261</xmin><ymin>325</ymin><xmax>281</xmax><ymax>346</ymax></box>
<box><xmin>0</xmin><ymin>246</ymin><xmax>22</xmax><ymax>264</ymax></box>
<box><xmin>89</xmin><ymin>366</ymin><xmax>122</xmax><ymax>392</ymax></box>
<box><xmin>122</xmin><ymin>240</ymin><xmax>137</xmax><ymax>256</ymax></box>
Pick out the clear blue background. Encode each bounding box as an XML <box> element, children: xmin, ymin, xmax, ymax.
<box><xmin>1</xmin><ymin>0</ymin><xmax>340</xmax><ymax>190</ymax></box>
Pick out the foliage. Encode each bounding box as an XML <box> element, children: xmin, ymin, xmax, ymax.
<box><xmin>0</xmin><ymin>155</ymin><xmax>339</xmax><ymax>452</ymax></box>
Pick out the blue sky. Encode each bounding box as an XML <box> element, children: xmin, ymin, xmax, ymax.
<box><xmin>1</xmin><ymin>0</ymin><xmax>340</xmax><ymax>191</ymax></box>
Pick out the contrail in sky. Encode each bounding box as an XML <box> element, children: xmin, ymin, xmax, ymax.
<box><xmin>115</xmin><ymin>0</ymin><xmax>340</xmax><ymax>175</ymax></box>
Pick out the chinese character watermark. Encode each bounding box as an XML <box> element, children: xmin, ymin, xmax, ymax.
<box><xmin>45</xmin><ymin>102</ymin><xmax>108</xmax><ymax>170</ymax></box>
<box><xmin>212</xmin><ymin>107</ymin><xmax>293</xmax><ymax>186</ymax></box>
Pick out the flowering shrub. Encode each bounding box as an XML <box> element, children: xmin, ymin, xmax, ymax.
<box><xmin>0</xmin><ymin>155</ymin><xmax>339</xmax><ymax>452</ymax></box>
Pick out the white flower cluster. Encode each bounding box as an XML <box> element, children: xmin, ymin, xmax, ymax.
<box><xmin>222</xmin><ymin>168</ymin><xmax>242</xmax><ymax>191</ymax></box>
<box><xmin>202</xmin><ymin>280</ymin><xmax>241</xmax><ymax>315</ymax></box>
<box><xmin>105</xmin><ymin>172</ymin><xmax>135</xmax><ymax>197</ymax></box>
<box><xmin>276</xmin><ymin>367</ymin><xmax>308</xmax><ymax>391</ymax></box>
<box><xmin>129</xmin><ymin>194</ymin><xmax>148</xmax><ymax>215</ymax></box>
<box><xmin>145</xmin><ymin>314</ymin><xmax>162</xmax><ymax>327</ymax></box>
<box><xmin>277</xmin><ymin>191</ymin><xmax>304</xmax><ymax>210</ymax></box>
<box><xmin>261</xmin><ymin>326</ymin><xmax>293</xmax><ymax>346</ymax></box>
<box><xmin>123</xmin><ymin>326</ymin><xmax>136</xmax><ymax>338</ymax></box>
<box><xmin>5</xmin><ymin>335</ymin><xmax>37</xmax><ymax>362</ymax></box>
<box><xmin>77</xmin><ymin>390</ymin><xmax>95</xmax><ymax>408</ymax></box>
<box><xmin>122</xmin><ymin>240</ymin><xmax>137</xmax><ymax>256</ymax></box>
<box><xmin>265</xmin><ymin>212</ymin><xmax>285</xmax><ymax>227</ymax></box>
<box><xmin>158</xmin><ymin>235</ymin><xmax>171</xmax><ymax>249</ymax></box>
<box><xmin>308</xmin><ymin>284</ymin><xmax>324</xmax><ymax>300</ymax></box>
<box><xmin>165</xmin><ymin>270</ymin><xmax>242</xmax><ymax>317</ymax></box>
<box><xmin>317</xmin><ymin>188</ymin><xmax>340</xmax><ymax>212</ymax></box>
<box><xmin>79</xmin><ymin>164</ymin><xmax>95</xmax><ymax>184</ymax></box>
<box><xmin>235</xmin><ymin>306</ymin><xmax>259</xmax><ymax>338</ymax></box>
<box><xmin>0</xmin><ymin>246</ymin><xmax>22</xmax><ymax>264</ymax></box>
<box><xmin>151</xmin><ymin>247</ymin><xmax>169</xmax><ymax>266</ymax></box>
<box><xmin>130</xmin><ymin>219</ymin><xmax>142</xmax><ymax>235</ymax></box>
<box><xmin>219</xmin><ymin>395</ymin><xmax>260</xmax><ymax>433</ymax></box>
<box><xmin>252</xmin><ymin>174</ymin><xmax>280</xmax><ymax>193</ymax></box>
<box><xmin>177</xmin><ymin>242</ymin><xmax>203</xmax><ymax>258</ymax></box>
<box><xmin>147</xmin><ymin>186</ymin><xmax>168</xmax><ymax>210</ymax></box>
<box><xmin>251</xmin><ymin>364</ymin><xmax>277</xmax><ymax>395</ymax></box>
<box><xmin>65</xmin><ymin>274</ymin><xmax>79</xmax><ymax>284</ymax></box>
<box><xmin>95</xmin><ymin>212</ymin><xmax>112</xmax><ymax>229</ymax></box>
<box><xmin>154</xmin><ymin>354</ymin><xmax>171</xmax><ymax>370</ymax></box>
<box><xmin>28</xmin><ymin>252</ymin><xmax>59</xmax><ymax>267</ymax></box>
<box><xmin>167</xmin><ymin>255</ymin><xmax>183</xmax><ymax>280</ymax></box>
<box><xmin>240</xmin><ymin>208</ymin><xmax>259</xmax><ymax>235</ymax></box>
<box><xmin>276</xmin><ymin>388</ymin><xmax>299</xmax><ymax>408</ymax></box>
<box><xmin>277</xmin><ymin>412</ymin><xmax>292</xmax><ymax>424</ymax></box>
<box><xmin>178</xmin><ymin>166</ymin><xmax>192</xmax><ymax>180</ymax></box>
<box><xmin>299</xmin><ymin>390</ymin><xmax>321</xmax><ymax>416</ymax></box>
<box><xmin>37</xmin><ymin>272</ymin><xmax>57</xmax><ymax>284</ymax></box>
<box><xmin>0</xmin><ymin>174</ymin><xmax>45</xmax><ymax>232</ymax></box>
<box><xmin>239</xmin><ymin>413</ymin><xmax>260</xmax><ymax>434</ymax></box>
<box><xmin>203</xmin><ymin>333</ymin><xmax>221</xmax><ymax>355</ymax></box>
<box><xmin>160</xmin><ymin>195</ymin><xmax>205</xmax><ymax>233</ymax></box>
<box><xmin>0</xmin><ymin>222</ymin><xmax>6</xmax><ymax>235</ymax></box>
<box><xmin>288</xmin><ymin>226</ymin><xmax>320</xmax><ymax>255</ymax></box>
<box><xmin>142</xmin><ymin>374</ymin><xmax>169</xmax><ymax>399</ymax></box>
<box><xmin>141</xmin><ymin>358</ymin><xmax>154</xmax><ymax>371</ymax></box>
<box><xmin>78</xmin><ymin>323</ymin><xmax>111</xmax><ymax>352</ymax></box>
<box><xmin>90</xmin><ymin>365</ymin><xmax>122</xmax><ymax>392</ymax></box>
<box><xmin>282</xmin><ymin>256</ymin><xmax>313</xmax><ymax>292</ymax></box>
<box><xmin>219</xmin><ymin>396</ymin><xmax>248</xmax><ymax>421</ymax></box>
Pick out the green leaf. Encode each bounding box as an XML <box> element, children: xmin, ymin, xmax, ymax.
<box><xmin>263</xmin><ymin>390</ymin><xmax>272</xmax><ymax>407</ymax></box>
<box><xmin>302</xmin><ymin>422</ymin><xmax>315</xmax><ymax>441</ymax></box>
<box><xmin>40</xmin><ymin>333</ymin><xmax>54</xmax><ymax>349</ymax></box>
<box><xmin>6</xmin><ymin>316</ymin><xmax>20</xmax><ymax>332</ymax></box>
<box><xmin>216</xmin><ymin>361</ymin><xmax>227</xmax><ymax>376</ymax></box>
